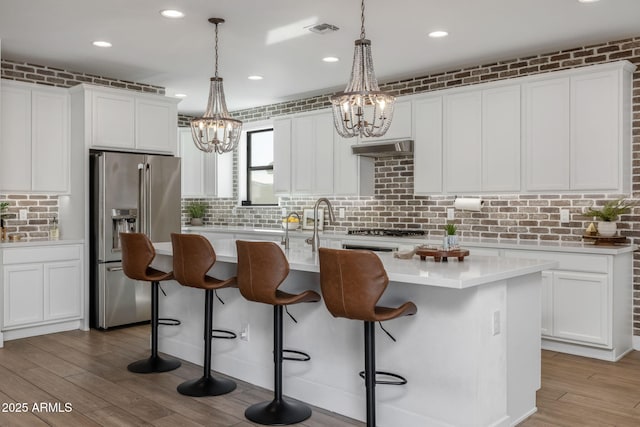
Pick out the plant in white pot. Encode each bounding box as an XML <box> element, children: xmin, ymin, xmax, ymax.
<box><xmin>187</xmin><ymin>201</ymin><xmax>207</xmax><ymax>226</ymax></box>
<box><xmin>444</xmin><ymin>223</ymin><xmax>458</xmax><ymax>248</ymax></box>
<box><xmin>582</xmin><ymin>198</ymin><xmax>634</xmax><ymax>237</ymax></box>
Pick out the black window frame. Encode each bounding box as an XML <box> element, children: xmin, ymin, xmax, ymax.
<box><xmin>244</xmin><ymin>128</ymin><xmax>277</xmax><ymax>206</ymax></box>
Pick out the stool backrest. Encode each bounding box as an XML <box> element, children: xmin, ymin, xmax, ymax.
<box><xmin>120</xmin><ymin>232</ymin><xmax>156</xmax><ymax>281</ymax></box>
<box><xmin>236</xmin><ymin>240</ymin><xmax>289</xmax><ymax>304</ymax></box>
<box><xmin>171</xmin><ymin>233</ymin><xmax>216</xmax><ymax>289</ymax></box>
<box><xmin>318</xmin><ymin>248</ymin><xmax>389</xmax><ymax>321</ymax></box>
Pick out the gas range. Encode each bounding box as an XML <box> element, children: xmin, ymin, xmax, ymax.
<box><xmin>347</xmin><ymin>228</ymin><xmax>426</xmax><ymax>237</ymax></box>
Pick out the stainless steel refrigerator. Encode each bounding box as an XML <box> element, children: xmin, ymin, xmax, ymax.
<box><xmin>90</xmin><ymin>151</ymin><xmax>181</xmax><ymax>329</ymax></box>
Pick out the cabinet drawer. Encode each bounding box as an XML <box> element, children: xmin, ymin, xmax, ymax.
<box><xmin>3</xmin><ymin>245</ymin><xmax>81</xmax><ymax>265</ymax></box>
<box><xmin>503</xmin><ymin>250</ymin><xmax>608</xmax><ymax>273</ymax></box>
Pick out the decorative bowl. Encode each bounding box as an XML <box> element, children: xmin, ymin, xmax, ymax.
<box><xmin>282</xmin><ymin>220</ymin><xmax>300</xmax><ymax>230</ymax></box>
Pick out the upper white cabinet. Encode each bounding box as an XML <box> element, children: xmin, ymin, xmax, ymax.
<box><xmin>414</xmin><ymin>96</ymin><xmax>443</xmax><ymax>194</ymax></box>
<box><xmin>0</xmin><ymin>80</ymin><xmax>69</xmax><ymax>193</ymax></box>
<box><xmin>523</xmin><ymin>61</ymin><xmax>634</xmax><ymax>193</ymax></box>
<box><xmin>333</xmin><ymin>134</ymin><xmax>374</xmax><ymax>197</ymax></box>
<box><xmin>71</xmin><ymin>84</ymin><xmax>179</xmax><ymax>154</ymax></box>
<box><xmin>273</xmin><ymin>118</ymin><xmax>292</xmax><ymax>195</ymax></box>
<box><xmin>179</xmin><ymin>128</ymin><xmax>232</xmax><ymax>198</ymax></box>
<box><xmin>361</xmin><ymin>100</ymin><xmax>412</xmax><ymax>142</ymax></box>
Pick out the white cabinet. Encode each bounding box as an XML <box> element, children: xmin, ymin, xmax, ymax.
<box><xmin>503</xmin><ymin>248</ymin><xmax>631</xmax><ymax>361</ymax></box>
<box><xmin>1</xmin><ymin>244</ymin><xmax>83</xmax><ymax>337</ymax></box>
<box><xmin>273</xmin><ymin>118</ymin><xmax>292</xmax><ymax>195</ymax></box>
<box><xmin>523</xmin><ymin>61</ymin><xmax>633</xmax><ymax>193</ymax></box>
<box><xmin>73</xmin><ymin>84</ymin><xmax>179</xmax><ymax>154</ymax></box>
<box><xmin>179</xmin><ymin>128</ymin><xmax>232</xmax><ymax>198</ymax></box>
<box><xmin>414</xmin><ymin>96</ymin><xmax>443</xmax><ymax>194</ymax></box>
<box><xmin>0</xmin><ymin>80</ymin><xmax>69</xmax><ymax>193</ymax></box>
<box><xmin>362</xmin><ymin>100</ymin><xmax>412</xmax><ymax>142</ymax></box>
<box><xmin>333</xmin><ymin>134</ymin><xmax>374</xmax><ymax>196</ymax></box>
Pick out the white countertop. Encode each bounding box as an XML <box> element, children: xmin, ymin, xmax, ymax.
<box><xmin>0</xmin><ymin>238</ymin><xmax>84</xmax><ymax>248</ymax></box>
<box><xmin>154</xmin><ymin>239</ymin><xmax>557</xmax><ymax>290</ymax></box>
<box><xmin>183</xmin><ymin>225</ymin><xmax>636</xmax><ymax>255</ymax></box>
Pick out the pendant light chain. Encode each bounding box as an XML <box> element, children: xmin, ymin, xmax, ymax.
<box><xmin>360</xmin><ymin>0</ymin><xmax>366</xmax><ymax>40</ymax></box>
<box><xmin>214</xmin><ymin>21</ymin><xmax>219</xmax><ymax>78</ymax></box>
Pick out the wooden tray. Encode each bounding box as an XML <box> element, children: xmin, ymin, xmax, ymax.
<box><xmin>415</xmin><ymin>248</ymin><xmax>470</xmax><ymax>262</ymax></box>
<box><xmin>582</xmin><ymin>234</ymin><xmax>628</xmax><ymax>246</ymax></box>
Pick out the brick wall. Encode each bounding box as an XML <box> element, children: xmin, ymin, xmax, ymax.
<box><xmin>0</xmin><ymin>194</ymin><xmax>58</xmax><ymax>240</ymax></box>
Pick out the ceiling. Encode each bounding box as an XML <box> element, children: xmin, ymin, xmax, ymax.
<box><xmin>1</xmin><ymin>0</ymin><xmax>639</xmax><ymax>115</ymax></box>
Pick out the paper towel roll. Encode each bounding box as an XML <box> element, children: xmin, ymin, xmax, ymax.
<box><xmin>454</xmin><ymin>198</ymin><xmax>483</xmax><ymax>211</ymax></box>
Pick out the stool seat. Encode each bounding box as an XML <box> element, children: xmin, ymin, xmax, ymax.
<box><xmin>171</xmin><ymin>233</ymin><xmax>237</xmax><ymax>397</ymax></box>
<box><xmin>120</xmin><ymin>232</ymin><xmax>181</xmax><ymax>374</ymax></box>
<box><xmin>319</xmin><ymin>247</ymin><xmax>416</xmax><ymax>427</ymax></box>
<box><xmin>236</xmin><ymin>240</ymin><xmax>319</xmax><ymax>426</ymax></box>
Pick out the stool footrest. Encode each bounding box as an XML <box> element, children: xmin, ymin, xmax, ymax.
<box><xmin>158</xmin><ymin>318</ymin><xmax>181</xmax><ymax>326</ymax></box>
<box><xmin>212</xmin><ymin>329</ymin><xmax>237</xmax><ymax>339</ymax></box>
<box><xmin>283</xmin><ymin>349</ymin><xmax>311</xmax><ymax>362</ymax></box>
<box><xmin>358</xmin><ymin>370</ymin><xmax>407</xmax><ymax>385</ymax></box>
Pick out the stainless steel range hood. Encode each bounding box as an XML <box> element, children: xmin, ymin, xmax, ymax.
<box><xmin>351</xmin><ymin>140</ymin><xmax>413</xmax><ymax>157</ymax></box>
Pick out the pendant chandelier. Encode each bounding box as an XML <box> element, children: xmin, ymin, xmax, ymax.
<box><xmin>330</xmin><ymin>0</ymin><xmax>395</xmax><ymax>138</ymax></box>
<box><xmin>191</xmin><ymin>18</ymin><xmax>242</xmax><ymax>154</ymax></box>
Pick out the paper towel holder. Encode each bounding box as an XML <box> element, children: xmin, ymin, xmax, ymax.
<box><xmin>453</xmin><ymin>196</ymin><xmax>484</xmax><ymax>211</ymax></box>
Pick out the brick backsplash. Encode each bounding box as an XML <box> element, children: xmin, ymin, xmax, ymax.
<box><xmin>0</xmin><ymin>194</ymin><xmax>59</xmax><ymax>240</ymax></box>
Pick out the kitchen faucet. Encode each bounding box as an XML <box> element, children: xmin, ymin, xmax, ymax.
<box><xmin>281</xmin><ymin>211</ymin><xmax>300</xmax><ymax>250</ymax></box>
<box><xmin>305</xmin><ymin>198</ymin><xmax>336</xmax><ymax>252</ymax></box>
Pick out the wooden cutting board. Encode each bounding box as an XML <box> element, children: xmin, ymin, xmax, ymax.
<box><xmin>415</xmin><ymin>248</ymin><xmax>470</xmax><ymax>262</ymax></box>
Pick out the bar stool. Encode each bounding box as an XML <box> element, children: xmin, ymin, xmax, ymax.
<box><xmin>171</xmin><ymin>233</ymin><xmax>237</xmax><ymax>397</ymax></box>
<box><xmin>236</xmin><ymin>240</ymin><xmax>320</xmax><ymax>425</ymax></box>
<box><xmin>318</xmin><ymin>248</ymin><xmax>417</xmax><ymax>427</ymax></box>
<box><xmin>120</xmin><ymin>233</ymin><xmax>181</xmax><ymax>373</ymax></box>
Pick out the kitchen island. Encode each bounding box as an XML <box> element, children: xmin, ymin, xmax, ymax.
<box><xmin>153</xmin><ymin>239</ymin><xmax>556</xmax><ymax>427</ymax></box>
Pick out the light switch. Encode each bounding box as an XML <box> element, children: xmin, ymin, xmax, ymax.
<box><xmin>447</xmin><ymin>208</ymin><xmax>455</xmax><ymax>220</ymax></box>
<box><xmin>339</xmin><ymin>208</ymin><xmax>345</xmax><ymax>219</ymax></box>
<box><xmin>19</xmin><ymin>209</ymin><xmax>28</xmax><ymax>220</ymax></box>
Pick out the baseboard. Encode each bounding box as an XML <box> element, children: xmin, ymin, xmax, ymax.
<box><xmin>2</xmin><ymin>320</ymin><xmax>82</xmax><ymax>342</ymax></box>
<box><xmin>542</xmin><ymin>338</ymin><xmax>632</xmax><ymax>362</ymax></box>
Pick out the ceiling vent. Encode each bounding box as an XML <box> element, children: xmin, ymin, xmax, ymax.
<box><xmin>307</xmin><ymin>23</ymin><xmax>339</xmax><ymax>34</ymax></box>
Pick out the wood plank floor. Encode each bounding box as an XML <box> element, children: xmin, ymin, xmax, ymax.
<box><xmin>1</xmin><ymin>326</ymin><xmax>640</xmax><ymax>426</ymax></box>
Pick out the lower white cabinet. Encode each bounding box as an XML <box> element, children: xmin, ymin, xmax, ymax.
<box><xmin>503</xmin><ymin>248</ymin><xmax>631</xmax><ymax>361</ymax></box>
<box><xmin>1</xmin><ymin>244</ymin><xmax>83</xmax><ymax>339</ymax></box>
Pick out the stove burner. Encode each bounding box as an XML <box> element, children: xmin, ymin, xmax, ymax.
<box><xmin>347</xmin><ymin>229</ymin><xmax>426</xmax><ymax>237</ymax></box>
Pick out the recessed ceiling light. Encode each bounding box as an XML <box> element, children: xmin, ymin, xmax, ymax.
<box><xmin>92</xmin><ymin>41</ymin><xmax>112</xmax><ymax>48</ymax></box>
<box><xmin>323</xmin><ymin>56</ymin><xmax>339</xmax><ymax>63</ymax></box>
<box><xmin>175</xmin><ymin>93</ymin><xmax>187</xmax><ymax>98</ymax></box>
<box><xmin>160</xmin><ymin>9</ymin><xmax>185</xmax><ymax>18</ymax></box>
<box><xmin>428</xmin><ymin>31</ymin><xmax>449</xmax><ymax>38</ymax></box>
<box><xmin>248</xmin><ymin>75</ymin><xmax>264</xmax><ymax>81</ymax></box>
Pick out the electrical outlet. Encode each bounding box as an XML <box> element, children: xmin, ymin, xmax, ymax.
<box><xmin>492</xmin><ymin>311</ymin><xmax>501</xmax><ymax>336</ymax></box>
<box><xmin>281</xmin><ymin>208</ymin><xmax>287</xmax><ymax>217</ymax></box>
<box><xmin>19</xmin><ymin>209</ymin><xmax>28</xmax><ymax>220</ymax></box>
<box><xmin>339</xmin><ymin>208</ymin><xmax>345</xmax><ymax>219</ymax></box>
<box><xmin>447</xmin><ymin>208</ymin><xmax>455</xmax><ymax>220</ymax></box>
<box><xmin>240</xmin><ymin>323</ymin><xmax>250</xmax><ymax>342</ymax></box>
<box><xmin>560</xmin><ymin>209</ymin><xmax>570</xmax><ymax>223</ymax></box>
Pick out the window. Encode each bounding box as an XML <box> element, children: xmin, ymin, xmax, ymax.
<box><xmin>245</xmin><ymin>128</ymin><xmax>277</xmax><ymax>205</ymax></box>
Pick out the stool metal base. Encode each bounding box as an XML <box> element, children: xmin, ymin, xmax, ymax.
<box><xmin>177</xmin><ymin>375</ymin><xmax>236</xmax><ymax>397</ymax></box>
<box><xmin>245</xmin><ymin>398</ymin><xmax>312</xmax><ymax>426</ymax></box>
<box><xmin>127</xmin><ymin>355</ymin><xmax>181</xmax><ymax>374</ymax></box>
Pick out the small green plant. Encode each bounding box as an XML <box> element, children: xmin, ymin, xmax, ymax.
<box><xmin>0</xmin><ymin>202</ymin><xmax>8</xmax><ymax>214</ymax></box>
<box><xmin>444</xmin><ymin>223</ymin><xmax>457</xmax><ymax>235</ymax></box>
<box><xmin>187</xmin><ymin>201</ymin><xmax>207</xmax><ymax>219</ymax></box>
<box><xmin>583</xmin><ymin>198</ymin><xmax>635</xmax><ymax>222</ymax></box>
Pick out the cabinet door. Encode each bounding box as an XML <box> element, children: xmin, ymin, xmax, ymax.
<box><xmin>313</xmin><ymin>113</ymin><xmax>334</xmax><ymax>195</ymax></box>
<box><xmin>553</xmin><ymin>271</ymin><xmax>609</xmax><ymax>346</ymax></box>
<box><xmin>180</xmin><ymin>128</ymin><xmax>209</xmax><ymax>197</ymax></box>
<box><xmin>273</xmin><ymin>118</ymin><xmax>291</xmax><ymax>194</ymax></box>
<box><xmin>334</xmin><ymin>134</ymin><xmax>374</xmax><ymax>196</ymax></box>
<box><xmin>291</xmin><ymin>116</ymin><xmax>314</xmax><ymax>194</ymax></box>
<box><xmin>135</xmin><ymin>98</ymin><xmax>177</xmax><ymax>153</ymax></box>
<box><xmin>414</xmin><ymin>96</ymin><xmax>443</xmax><ymax>194</ymax></box>
<box><xmin>364</xmin><ymin>100</ymin><xmax>412</xmax><ymax>142</ymax></box>
<box><xmin>444</xmin><ymin>91</ymin><xmax>482</xmax><ymax>192</ymax></box>
<box><xmin>571</xmin><ymin>71</ymin><xmax>619</xmax><ymax>190</ymax></box>
<box><xmin>3</xmin><ymin>264</ymin><xmax>44</xmax><ymax>328</ymax></box>
<box><xmin>92</xmin><ymin>91</ymin><xmax>135</xmax><ymax>149</ymax></box>
<box><xmin>44</xmin><ymin>260</ymin><xmax>82</xmax><ymax>320</ymax></box>
<box><xmin>482</xmin><ymin>86</ymin><xmax>520</xmax><ymax>192</ymax></box>
<box><xmin>523</xmin><ymin>78</ymin><xmax>570</xmax><ymax>191</ymax></box>
<box><xmin>540</xmin><ymin>271</ymin><xmax>553</xmax><ymax>336</ymax></box>
<box><xmin>32</xmin><ymin>89</ymin><xmax>69</xmax><ymax>192</ymax></box>
<box><xmin>0</xmin><ymin>85</ymin><xmax>31</xmax><ymax>191</ymax></box>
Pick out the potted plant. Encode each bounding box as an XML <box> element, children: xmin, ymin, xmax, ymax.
<box><xmin>187</xmin><ymin>201</ymin><xmax>207</xmax><ymax>226</ymax></box>
<box><xmin>444</xmin><ymin>223</ymin><xmax>458</xmax><ymax>248</ymax></box>
<box><xmin>0</xmin><ymin>202</ymin><xmax>8</xmax><ymax>240</ymax></box>
<box><xmin>582</xmin><ymin>198</ymin><xmax>634</xmax><ymax>237</ymax></box>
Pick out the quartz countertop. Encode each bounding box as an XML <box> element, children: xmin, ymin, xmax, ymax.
<box><xmin>182</xmin><ymin>225</ymin><xmax>636</xmax><ymax>255</ymax></box>
<box><xmin>0</xmin><ymin>238</ymin><xmax>84</xmax><ymax>248</ymax></box>
<box><xmin>154</xmin><ymin>239</ymin><xmax>557</xmax><ymax>290</ymax></box>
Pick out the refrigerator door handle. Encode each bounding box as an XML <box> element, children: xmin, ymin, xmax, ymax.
<box><xmin>97</xmin><ymin>153</ymin><xmax>106</xmax><ymax>261</ymax></box>
<box><xmin>106</xmin><ymin>266</ymin><xmax>124</xmax><ymax>272</ymax></box>
<box><xmin>137</xmin><ymin>163</ymin><xmax>145</xmax><ymax>234</ymax></box>
<box><xmin>145</xmin><ymin>162</ymin><xmax>151</xmax><ymax>236</ymax></box>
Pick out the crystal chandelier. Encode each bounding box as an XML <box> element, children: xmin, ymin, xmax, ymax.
<box><xmin>191</xmin><ymin>18</ymin><xmax>242</xmax><ymax>154</ymax></box>
<box><xmin>330</xmin><ymin>0</ymin><xmax>395</xmax><ymax>138</ymax></box>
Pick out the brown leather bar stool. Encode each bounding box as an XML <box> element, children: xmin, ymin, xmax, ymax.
<box><xmin>318</xmin><ymin>248</ymin><xmax>417</xmax><ymax>427</ymax></box>
<box><xmin>171</xmin><ymin>233</ymin><xmax>237</xmax><ymax>397</ymax></box>
<box><xmin>236</xmin><ymin>240</ymin><xmax>320</xmax><ymax>425</ymax></box>
<box><xmin>120</xmin><ymin>233</ymin><xmax>181</xmax><ymax>373</ymax></box>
